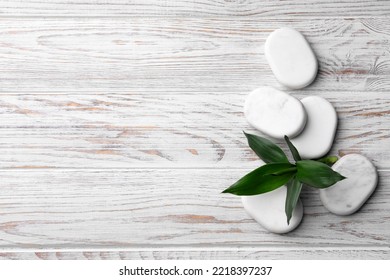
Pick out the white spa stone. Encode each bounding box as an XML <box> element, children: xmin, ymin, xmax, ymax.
<box><xmin>320</xmin><ymin>154</ymin><xmax>378</xmax><ymax>216</ymax></box>
<box><xmin>291</xmin><ymin>96</ymin><xmax>337</xmax><ymax>159</ymax></box>
<box><xmin>265</xmin><ymin>27</ymin><xmax>318</xmax><ymax>89</ymax></box>
<box><xmin>242</xmin><ymin>186</ymin><xmax>303</xmax><ymax>234</ymax></box>
<box><xmin>244</xmin><ymin>87</ymin><xmax>307</xmax><ymax>139</ymax></box>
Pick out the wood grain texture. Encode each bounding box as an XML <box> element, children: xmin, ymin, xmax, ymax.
<box><xmin>0</xmin><ymin>248</ymin><xmax>389</xmax><ymax>260</ymax></box>
<box><xmin>0</xmin><ymin>91</ymin><xmax>389</xmax><ymax>169</ymax></box>
<box><xmin>0</xmin><ymin>18</ymin><xmax>390</xmax><ymax>93</ymax></box>
<box><xmin>0</xmin><ymin>1</ymin><xmax>389</xmax><ymax>260</ymax></box>
<box><xmin>0</xmin><ymin>169</ymin><xmax>388</xmax><ymax>250</ymax></box>
<box><xmin>0</xmin><ymin>1</ymin><xmax>389</xmax><ymax>17</ymax></box>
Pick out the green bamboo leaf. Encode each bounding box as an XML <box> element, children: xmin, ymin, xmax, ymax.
<box><xmin>285</xmin><ymin>177</ymin><xmax>302</xmax><ymax>225</ymax></box>
<box><xmin>222</xmin><ymin>163</ymin><xmax>296</xmax><ymax>195</ymax></box>
<box><xmin>296</xmin><ymin>160</ymin><xmax>346</xmax><ymax>188</ymax></box>
<box><xmin>317</xmin><ymin>156</ymin><xmax>339</xmax><ymax>166</ymax></box>
<box><xmin>284</xmin><ymin>135</ymin><xmax>301</xmax><ymax>161</ymax></box>
<box><xmin>244</xmin><ymin>132</ymin><xmax>289</xmax><ymax>163</ymax></box>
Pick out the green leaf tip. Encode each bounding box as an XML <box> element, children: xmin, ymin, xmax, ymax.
<box><xmin>296</xmin><ymin>160</ymin><xmax>346</xmax><ymax>188</ymax></box>
<box><xmin>285</xmin><ymin>177</ymin><xmax>302</xmax><ymax>225</ymax></box>
<box><xmin>243</xmin><ymin>132</ymin><xmax>289</xmax><ymax>164</ymax></box>
<box><xmin>222</xmin><ymin>163</ymin><xmax>296</xmax><ymax>196</ymax></box>
<box><xmin>284</xmin><ymin>135</ymin><xmax>301</xmax><ymax>162</ymax></box>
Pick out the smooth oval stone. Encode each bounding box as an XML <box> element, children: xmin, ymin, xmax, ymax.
<box><xmin>244</xmin><ymin>86</ymin><xmax>307</xmax><ymax>139</ymax></box>
<box><xmin>265</xmin><ymin>28</ymin><xmax>318</xmax><ymax>89</ymax></box>
<box><xmin>242</xmin><ymin>186</ymin><xmax>303</xmax><ymax>234</ymax></box>
<box><xmin>320</xmin><ymin>154</ymin><xmax>378</xmax><ymax>216</ymax></box>
<box><xmin>291</xmin><ymin>96</ymin><xmax>337</xmax><ymax>159</ymax></box>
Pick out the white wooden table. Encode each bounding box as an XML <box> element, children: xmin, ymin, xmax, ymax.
<box><xmin>0</xmin><ymin>1</ymin><xmax>389</xmax><ymax>259</ymax></box>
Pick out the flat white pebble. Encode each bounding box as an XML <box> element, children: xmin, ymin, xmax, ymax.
<box><xmin>244</xmin><ymin>86</ymin><xmax>307</xmax><ymax>139</ymax></box>
<box><xmin>241</xmin><ymin>186</ymin><xmax>303</xmax><ymax>234</ymax></box>
<box><xmin>291</xmin><ymin>96</ymin><xmax>337</xmax><ymax>159</ymax></box>
<box><xmin>265</xmin><ymin>27</ymin><xmax>318</xmax><ymax>89</ymax></box>
<box><xmin>320</xmin><ymin>154</ymin><xmax>378</xmax><ymax>216</ymax></box>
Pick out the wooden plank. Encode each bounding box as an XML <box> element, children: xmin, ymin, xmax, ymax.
<box><xmin>0</xmin><ymin>1</ymin><xmax>389</xmax><ymax>17</ymax></box>
<box><xmin>0</xmin><ymin>0</ymin><xmax>388</xmax><ymax>262</ymax></box>
<box><xmin>0</xmin><ymin>169</ymin><xmax>388</xmax><ymax>249</ymax></box>
<box><xmin>0</xmin><ymin>91</ymin><xmax>388</xmax><ymax>169</ymax></box>
<box><xmin>0</xmin><ymin>248</ymin><xmax>389</xmax><ymax>260</ymax></box>
<box><xmin>0</xmin><ymin>18</ymin><xmax>389</xmax><ymax>93</ymax></box>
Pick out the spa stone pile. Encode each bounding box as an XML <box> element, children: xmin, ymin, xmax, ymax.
<box><xmin>242</xmin><ymin>27</ymin><xmax>378</xmax><ymax>234</ymax></box>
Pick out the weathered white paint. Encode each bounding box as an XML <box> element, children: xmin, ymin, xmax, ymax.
<box><xmin>0</xmin><ymin>0</ymin><xmax>389</xmax><ymax>260</ymax></box>
<box><xmin>0</xmin><ymin>18</ymin><xmax>388</xmax><ymax>93</ymax></box>
<box><xmin>0</xmin><ymin>1</ymin><xmax>389</xmax><ymax>17</ymax></box>
<box><xmin>0</xmin><ymin>248</ymin><xmax>389</xmax><ymax>260</ymax></box>
<box><xmin>0</xmin><ymin>92</ymin><xmax>388</xmax><ymax>169</ymax></box>
<box><xmin>0</xmin><ymin>169</ymin><xmax>388</xmax><ymax>249</ymax></box>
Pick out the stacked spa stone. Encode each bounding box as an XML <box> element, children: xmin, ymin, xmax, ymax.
<box><xmin>243</xmin><ymin>28</ymin><xmax>378</xmax><ymax>234</ymax></box>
